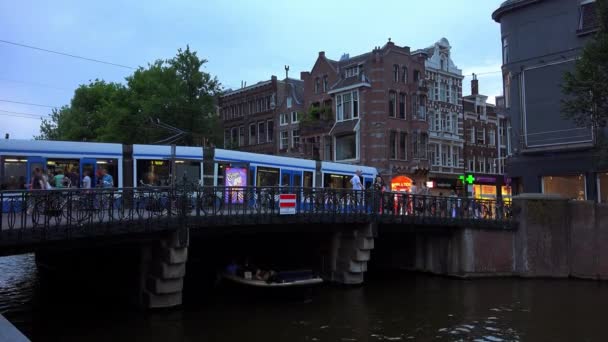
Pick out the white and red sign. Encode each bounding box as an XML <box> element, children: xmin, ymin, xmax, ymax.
<box><xmin>279</xmin><ymin>194</ymin><xmax>297</xmax><ymax>215</ymax></box>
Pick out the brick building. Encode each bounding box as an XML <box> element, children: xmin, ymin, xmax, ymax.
<box><xmin>462</xmin><ymin>75</ymin><xmax>511</xmax><ymax>201</ymax></box>
<box><xmin>299</xmin><ymin>39</ymin><xmax>430</xmax><ymax>190</ymax></box>
<box><xmin>219</xmin><ymin>75</ymin><xmax>304</xmax><ymax>155</ymax></box>
<box><xmin>415</xmin><ymin>38</ymin><xmax>465</xmax><ymax>195</ymax></box>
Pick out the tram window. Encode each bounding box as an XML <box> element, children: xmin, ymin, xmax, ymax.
<box><xmin>257</xmin><ymin>167</ymin><xmax>279</xmax><ymax>187</ymax></box>
<box><xmin>47</xmin><ymin>159</ymin><xmax>80</xmax><ymax>187</ymax></box>
<box><xmin>137</xmin><ymin>160</ymin><xmax>171</xmax><ymax>186</ymax></box>
<box><xmin>96</xmin><ymin>159</ymin><xmax>118</xmax><ymax>187</ymax></box>
<box><xmin>175</xmin><ymin>161</ymin><xmax>201</xmax><ymax>185</ymax></box>
<box><xmin>304</xmin><ymin>171</ymin><xmax>313</xmax><ymax>188</ymax></box>
<box><xmin>324</xmin><ymin>173</ymin><xmax>349</xmax><ymax>189</ymax></box>
<box><xmin>216</xmin><ymin>163</ymin><xmax>228</xmax><ymax>187</ymax></box>
<box><xmin>1</xmin><ymin>157</ymin><xmax>27</xmax><ymax>190</ymax></box>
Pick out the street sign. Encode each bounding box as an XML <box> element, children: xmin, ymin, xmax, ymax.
<box><xmin>279</xmin><ymin>194</ymin><xmax>297</xmax><ymax>215</ymax></box>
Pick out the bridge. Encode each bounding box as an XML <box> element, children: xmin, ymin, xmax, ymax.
<box><xmin>0</xmin><ymin>186</ymin><xmax>516</xmax><ymax>308</ymax></box>
<box><xmin>1</xmin><ymin>186</ymin><xmax>513</xmax><ymax>249</ymax></box>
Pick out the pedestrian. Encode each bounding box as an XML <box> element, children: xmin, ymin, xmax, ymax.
<box><xmin>373</xmin><ymin>175</ymin><xmax>386</xmax><ymax>213</ymax></box>
<box><xmin>100</xmin><ymin>169</ymin><xmax>114</xmax><ymax>188</ymax></box>
<box><xmin>82</xmin><ymin>171</ymin><xmax>92</xmax><ymax>189</ymax></box>
<box><xmin>350</xmin><ymin>169</ymin><xmax>364</xmax><ymax>206</ymax></box>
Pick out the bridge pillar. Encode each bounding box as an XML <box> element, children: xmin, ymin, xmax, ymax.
<box><xmin>329</xmin><ymin>223</ymin><xmax>375</xmax><ymax>284</ymax></box>
<box><xmin>140</xmin><ymin>227</ymin><xmax>189</xmax><ymax>309</ymax></box>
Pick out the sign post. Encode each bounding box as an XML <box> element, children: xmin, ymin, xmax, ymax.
<box><xmin>279</xmin><ymin>194</ymin><xmax>297</xmax><ymax>215</ymax></box>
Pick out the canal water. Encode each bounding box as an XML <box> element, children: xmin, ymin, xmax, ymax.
<box><xmin>2</xmin><ymin>253</ymin><xmax>608</xmax><ymax>341</ymax></box>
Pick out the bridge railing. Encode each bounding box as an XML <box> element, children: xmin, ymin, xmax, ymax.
<box><xmin>1</xmin><ymin>186</ymin><xmax>513</xmax><ymax>235</ymax></box>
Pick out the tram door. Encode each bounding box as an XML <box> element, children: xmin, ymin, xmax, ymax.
<box><xmin>280</xmin><ymin>170</ymin><xmax>302</xmax><ymax>192</ymax></box>
<box><xmin>80</xmin><ymin>158</ymin><xmax>97</xmax><ymax>187</ymax></box>
<box><xmin>26</xmin><ymin>156</ymin><xmax>46</xmax><ymax>186</ymax></box>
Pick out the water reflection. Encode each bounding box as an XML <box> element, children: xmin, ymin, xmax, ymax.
<box><xmin>2</xmin><ymin>255</ymin><xmax>608</xmax><ymax>341</ymax></box>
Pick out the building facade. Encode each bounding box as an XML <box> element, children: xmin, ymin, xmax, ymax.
<box><xmin>299</xmin><ymin>40</ymin><xmax>430</xmax><ymax>190</ymax></box>
<box><xmin>416</xmin><ymin>38</ymin><xmax>465</xmax><ymax>195</ymax></box>
<box><xmin>493</xmin><ymin>0</ymin><xmax>608</xmax><ymax>202</ymax></box>
<box><xmin>463</xmin><ymin>76</ymin><xmax>511</xmax><ymax>201</ymax></box>
<box><xmin>219</xmin><ymin>76</ymin><xmax>304</xmax><ymax>156</ymax></box>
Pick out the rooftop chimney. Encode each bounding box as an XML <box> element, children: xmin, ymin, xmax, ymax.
<box><xmin>471</xmin><ymin>73</ymin><xmax>479</xmax><ymax>96</ymax></box>
<box><xmin>319</xmin><ymin>51</ymin><xmax>325</xmax><ymax>57</ymax></box>
<box><xmin>285</xmin><ymin>65</ymin><xmax>290</xmax><ymax>79</ymax></box>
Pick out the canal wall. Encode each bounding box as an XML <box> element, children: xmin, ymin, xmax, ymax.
<box><xmin>390</xmin><ymin>194</ymin><xmax>608</xmax><ymax>280</ymax></box>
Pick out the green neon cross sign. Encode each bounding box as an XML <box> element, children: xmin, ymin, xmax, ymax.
<box><xmin>459</xmin><ymin>174</ymin><xmax>476</xmax><ymax>184</ymax></box>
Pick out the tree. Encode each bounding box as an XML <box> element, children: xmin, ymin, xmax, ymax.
<box><xmin>562</xmin><ymin>0</ymin><xmax>608</xmax><ymax>131</ymax></box>
<box><xmin>38</xmin><ymin>46</ymin><xmax>222</xmax><ymax>146</ymax></box>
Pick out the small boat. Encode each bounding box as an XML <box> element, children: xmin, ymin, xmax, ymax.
<box><xmin>222</xmin><ymin>269</ymin><xmax>323</xmax><ymax>288</ymax></box>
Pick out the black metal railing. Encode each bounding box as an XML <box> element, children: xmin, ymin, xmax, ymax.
<box><xmin>0</xmin><ymin>185</ymin><xmax>513</xmax><ymax>239</ymax></box>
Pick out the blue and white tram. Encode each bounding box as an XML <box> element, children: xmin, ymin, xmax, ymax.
<box><xmin>1</xmin><ymin>139</ymin><xmax>378</xmax><ymax>193</ymax></box>
<box><xmin>0</xmin><ymin>139</ymin><xmax>123</xmax><ymax>189</ymax></box>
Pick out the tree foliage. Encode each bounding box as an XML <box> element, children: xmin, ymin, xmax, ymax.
<box><xmin>37</xmin><ymin>46</ymin><xmax>221</xmax><ymax>146</ymax></box>
<box><xmin>562</xmin><ymin>0</ymin><xmax>608</xmax><ymax>130</ymax></box>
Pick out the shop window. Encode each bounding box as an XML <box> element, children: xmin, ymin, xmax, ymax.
<box><xmin>542</xmin><ymin>175</ymin><xmax>586</xmax><ymax>200</ymax></box>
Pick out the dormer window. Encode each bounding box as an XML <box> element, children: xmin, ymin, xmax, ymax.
<box><xmin>323</xmin><ymin>76</ymin><xmax>328</xmax><ymax>92</ymax></box>
<box><xmin>401</xmin><ymin>66</ymin><xmax>408</xmax><ymax>83</ymax></box>
<box><xmin>315</xmin><ymin>78</ymin><xmax>320</xmax><ymax>94</ymax></box>
<box><xmin>345</xmin><ymin>66</ymin><xmax>359</xmax><ymax>78</ymax></box>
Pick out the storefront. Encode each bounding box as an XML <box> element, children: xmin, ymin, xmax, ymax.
<box><xmin>427</xmin><ymin>177</ymin><xmax>458</xmax><ymax>196</ymax></box>
<box><xmin>468</xmin><ymin>174</ymin><xmax>512</xmax><ymax>203</ymax></box>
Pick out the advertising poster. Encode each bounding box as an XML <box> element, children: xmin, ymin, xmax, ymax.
<box><xmin>225</xmin><ymin>167</ymin><xmax>247</xmax><ymax>204</ymax></box>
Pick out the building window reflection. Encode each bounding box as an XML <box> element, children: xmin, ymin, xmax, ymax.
<box><xmin>542</xmin><ymin>174</ymin><xmax>586</xmax><ymax>200</ymax></box>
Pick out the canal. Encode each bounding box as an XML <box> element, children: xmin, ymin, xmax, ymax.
<box><xmin>2</xmin><ymin>253</ymin><xmax>608</xmax><ymax>341</ymax></box>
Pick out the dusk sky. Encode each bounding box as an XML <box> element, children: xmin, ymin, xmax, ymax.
<box><xmin>1</xmin><ymin>0</ymin><xmax>505</xmax><ymax>139</ymax></box>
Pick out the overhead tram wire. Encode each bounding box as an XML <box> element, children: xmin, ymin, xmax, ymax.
<box><xmin>0</xmin><ymin>99</ymin><xmax>58</xmax><ymax>108</ymax></box>
<box><xmin>0</xmin><ymin>39</ymin><xmax>136</xmax><ymax>70</ymax></box>
<box><xmin>0</xmin><ymin>77</ymin><xmax>73</xmax><ymax>92</ymax></box>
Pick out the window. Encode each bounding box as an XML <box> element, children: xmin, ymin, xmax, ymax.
<box><xmin>336</xmin><ymin>91</ymin><xmax>359</xmax><ymax>121</ymax></box>
<box><xmin>291</xmin><ymin>111</ymin><xmax>299</xmax><ymax>124</ymax></box>
<box><xmin>579</xmin><ymin>1</ymin><xmax>598</xmax><ymax>33</ymax></box>
<box><xmin>439</xmin><ymin>82</ymin><xmax>446</xmax><ymax>102</ymax></box>
<box><xmin>280</xmin><ymin>113</ymin><xmax>289</xmax><ymax>126</ymax></box>
<box><xmin>468</xmin><ymin>158</ymin><xmax>474</xmax><ymax>172</ymax></box>
<box><xmin>434</xmin><ymin>81</ymin><xmax>439</xmax><ymax>101</ymax></box>
<box><xmin>502</xmin><ymin>37</ymin><xmax>509</xmax><ymax>64</ymax></box>
<box><xmin>280</xmin><ymin>131</ymin><xmax>289</xmax><ymax>150</ymax></box>
<box><xmin>239</xmin><ymin>126</ymin><xmax>244</xmax><ymax>146</ymax></box>
<box><xmin>411</xmin><ymin>95</ymin><xmax>418</xmax><ymax>120</ymax></box>
<box><xmin>446</xmin><ymin>115</ymin><xmax>452</xmax><ymax>133</ymax></box>
<box><xmin>224</xmin><ymin>129</ymin><xmax>230</xmax><ymax>148</ymax></box>
<box><xmin>399</xmin><ymin>93</ymin><xmax>406</xmax><ymax>119</ymax></box>
<box><xmin>503</xmin><ymin>73</ymin><xmax>511</xmax><ymax>108</ymax></box>
<box><xmin>249</xmin><ymin>124</ymin><xmax>256</xmax><ymax>144</ymax></box>
<box><xmin>335</xmin><ymin>133</ymin><xmax>357</xmax><ymax>161</ymax></box>
<box><xmin>323</xmin><ymin>76</ymin><xmax>328</xmax><ymax>92</ymax></box>
<box><xmin>336</xmin><ymin>95</ymin><xmax>343</xmax><ymax>121</ymax></box>
<box><xmin>543</xmin><ymin>175</ymin><xmax>586</xmax><ymax>200</ymax></box>
<box><xmin>390</xmin><ymin>131</ymin><xmax>397</xmax><ymax>159</ymax></box>
<box><xmin>353</xmin><ymin>91</ymin><xmax>358</xmax><ymax>118</ymax></box>
<box><xmin>434</xmin><ymin>112</ymin><xmax>440</xmax><ymax>132</ymax></box>
<box><xmin>393</xmin><ymin>65</ymin><xmax>399</xmax><ymax>82</ymax></box>
<box><xmin>258</xmin><ymin>122</ymin><xmax>266</xmax><ymax>144</ymax></box>
<box><xmin>292</xmin><ymin>129</ymin><xmax>300</xmax><ymax>148</ymax></box>
<box><xmin>429</xmin><ymin>144</ymin><xmax>437</xmax><ymax>165</ymax></box>
<box><xmin>399</xmin><ymin>132</ymin><xmax>407</xmax><ymax>160</ymax></box>
<box><xmin>231</xmin><ymin>127</ymin><xmax>238</xmax><ymax>146</ymax></box>
<box><xmin>446</xmin><ymin>83</ymin><xmax>451</xmax><ymax>104</ymax></box>
<box><xmin>441</xmin><ymin>147</ymin><xmax>447</xmax><ymax>166</ymax></box>
<box><xmin>489</xmin><ymin>130</ymin><xmax>496</xmax><ymax>146</ymax></box>
<box><xmin>413</xmin><ymin>70</ymin><xmax>420</xmax><ymax>82</ymax></box>
<box><xmin>469</xmin><ymin>126</ymin><xmax>475</xmax><ymax>144</ymax></box>
<box><xmin>598</xmin><ymin>172</ymin><xmax>608</xmax><ymax>203</ymax></box>
<box><xmin>345</xmin><ymin>66</ymin><xmax>359</xmax><ymax>78</ymax></box>
<box><xmin>452</xmin><ymin>147</ymin><xmax>459</xmax><ymax>167</ymax></box>
<box><xmin>389</xmin><ymin>92</ymin><xmax>396</xmax><ymax>118</ymax></box>
<box><xmin>418</xmin><ymin>96</ymin><xmax>426</xmax><ymax>121</ymax></box>
<box><xmin>401</xmin><ymin>66</ymin><xmax>408</xmax><ymax>83</ymax></box>
<box><xmin>452</xmin><ymin>114</ymin><xmax>457</xmax><ymax>133</ymax></box>
<box><xmin>315</xmin><ymin>78</ymin><xmax>320</xmax><ymax>93</ymax></box>
<box><xmin>267</xmin><ymin>120</ymin><xmax>274</xmax><ymax>142</ymax></box>
<box><xmin>287</xmin><ymin>97</ymin><xmax>292</xmax><ymax>109</ymax></box>
<box><xmin>477</xmin><ymin>128</ymin><xmax>486</xmax><ymax>145</ymax></box>
<box><xmin>440</xmin><ymin>58</ymin><xmax>445</xmax><ymax>71</ymax></box>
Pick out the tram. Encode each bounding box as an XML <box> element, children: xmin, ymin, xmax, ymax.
<box><xmin>0</xmin><ymin>139</ymin><xmax>377</xmax><ymax>192</ymax></box>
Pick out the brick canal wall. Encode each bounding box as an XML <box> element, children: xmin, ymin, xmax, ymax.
<box><xmin>400</xmin><ymin>194</ymin><xmax>608</xmax><ymax>280</ymax></box>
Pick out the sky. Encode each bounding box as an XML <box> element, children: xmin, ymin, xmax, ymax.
<box><xmin>1</xmin><ymin>0</ymin><xmax>505</xmax><ymax>140</ymax></box>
